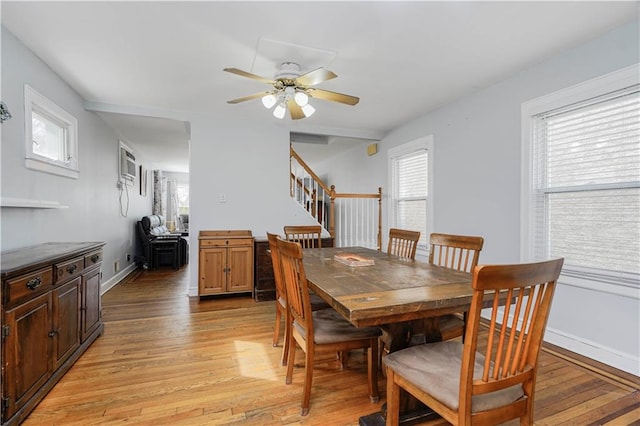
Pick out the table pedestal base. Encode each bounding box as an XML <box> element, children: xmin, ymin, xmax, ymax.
<box><xmin>359</xmin><ymin>402</ymin><xmax>439</xmax><ymax>426</ymax></box>
<box><xmin>361</xmin><ymin>318</ymin><xmax>444</xmax><ymax>426</ymax></box>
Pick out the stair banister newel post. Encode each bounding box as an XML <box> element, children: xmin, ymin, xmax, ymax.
<box><xmin>329</xmin><ymin>185</ymin><xmax>336</xmax><ymax>240</ymax></box>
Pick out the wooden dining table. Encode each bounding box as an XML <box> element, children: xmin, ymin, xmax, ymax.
<box><xmin>302</xmin><ymin>246</ymin><xmax>478</xmax><ymax>425</ymax></box>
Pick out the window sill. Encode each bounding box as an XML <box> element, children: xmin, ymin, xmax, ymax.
<box><xmin>26</xmin><ymin>158</ymin><xmax>79</xmax><ymax>179</ymax></box>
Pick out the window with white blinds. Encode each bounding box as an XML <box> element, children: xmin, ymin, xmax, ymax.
<box><xmin>529</xmin><ymin>80</ymin><xmax>639</xmax><ymax>285</ymax></box>
<box><xmin>390</xmin><ymin>146</ymin><xmax>429</xmax><ymax>251</ymax></box>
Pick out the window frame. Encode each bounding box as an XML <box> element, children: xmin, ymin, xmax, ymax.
<box><xmin>520</xmin><ymin>64</ymin><xmax>640</xmax><ymax>299</ymax></box>
<box><xmin>24</xmin><ymin>85</ymin><xmax>79</xmax><ymax>179</ymax></box>
<box><xmin>388</xmin><ymin>136</ymin><xmax>434</xmax><ymax>258</ymax></box>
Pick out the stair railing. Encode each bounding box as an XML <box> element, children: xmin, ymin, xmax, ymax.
<box><xmin>290</xmin><ymin>146</ymin><xmax>382</xmax><ymax>250</ymax></box>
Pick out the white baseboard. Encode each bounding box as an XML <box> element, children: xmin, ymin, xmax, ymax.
<box><xmin>188</xmin><ymin>285</ymin><xmax>198</xmax><ymax>297</ymax></box>
<box><xmin>544</xmin><ymin>325</ymin><xmax>639</xmax><ymax>376</ymax></box>
<box><xmin>100</xmin><ymin>263</ymin><xmax>137</xmax><ymax>295</ymax></box>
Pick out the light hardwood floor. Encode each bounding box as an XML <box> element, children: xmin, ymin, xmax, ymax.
<box><xmin>23</xmin><ymin>266</ymin><xmax>639</xmax><ymax>425</ymax></box>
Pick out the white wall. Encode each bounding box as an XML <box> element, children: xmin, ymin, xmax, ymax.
<box><xmin>317</xmin><ymin>21</ymin><xmax>640</xmax><ymax>374</ymax></box>
<box><xmin>187</xmin><ymin>114</ymin><xmax>323</xmax><ymax>296</ymax></box>
<box><xmin>1</xmin><ymin>27</ymin><xmax>153</xmax><ymax>290</ymax></box>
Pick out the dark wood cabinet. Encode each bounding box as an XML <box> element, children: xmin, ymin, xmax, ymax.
<box><xmin>253</xmin><ymin>236</ymin><xmax>333</xmax><ymax>301</ymax></box>
<box><xmin>52</xmin><ymin>278</ymin><xmax>81</xmax><ymax>369</ymax></box>
<box><xmin>1</xmin><ymin>242</ymin><xmax>105</xmax><ymax>425</ymax></box>
<box><xmin>254</xmin><ymin>238</ymin><xmax>275</xmax><ymax>301</ymax></box>
<box><xmin>3</xmin><ymin>292</ymin><xmax>52</xmax><ymax>421</ymax></box>
<box><xmin>81</xmin><ymin>266</ymin><xmax>102</xmax><ymax>341</ymax></box>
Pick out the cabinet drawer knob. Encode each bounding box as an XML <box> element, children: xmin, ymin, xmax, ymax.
<box><xmin>26</xmin><ymin>276</ymin><xmax>42</xmax><ymax>291</ymax></box>
<box><xmin>67</xmin><ymin>264</ymin><xmax>78</xmax><ymax>274</ymax></box>
<box><xmin>90</xmin><ymin>254</ymin><xmax>100</xmax><ymax>263</ymax></box>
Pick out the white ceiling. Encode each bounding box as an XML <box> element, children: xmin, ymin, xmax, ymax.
<box><xmin>2</xmin><ymin>1</ymin><xmax>638</xmax><ymax>171</ymax></box>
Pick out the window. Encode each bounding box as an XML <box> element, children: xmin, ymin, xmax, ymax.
<box><xmin>388</xmin><ymin>137</ymin><xmax>434</xmax><ymax>256</ymax></box>
<box><xmin>177</xmin><ymin>184</ymin><xmax>189</xmax><ymax>215</ymax></box>
<box><xmin>24</xmin><ymin>85</ymin><xmax>78</xmax><ymax>178</ymax></box>
<box><xmin>522</xmin><ymin>65</ymin><xmax>639</xmax><ymax>295</ymax></box>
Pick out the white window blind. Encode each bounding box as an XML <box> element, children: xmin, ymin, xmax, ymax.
<box><xmin>393</xmin><ymin>150</ymin><xmax>428</xmax><ymax>249</ymax></box>
<box><xmin>531</xmin><ymin>84</ymin><xmax>640</xmax><ymax>281</ymax></box>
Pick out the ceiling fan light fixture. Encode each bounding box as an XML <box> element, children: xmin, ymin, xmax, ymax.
<box><xmin>301</xmin><ymin>103</ymin><xmax>315</xmax><ymax>118</ymax></box>
<box><xmin>224</xmin><ymin>62</ymin><xmax>359</xmax><ymax>120</ymax></box>
<box><xmin>294</xmin><ymin>91</ymin><xmax>309</xmax><ymax>107</ymax></box>
<box><xmin>262</xmin><ymin>94</ymin><xmax>277</xmax><ymax>109</ymax></box>
<box><xmin>273</xmin><ymin>103</ymin><xmax>287</xmax><ymax>119</ymax></box>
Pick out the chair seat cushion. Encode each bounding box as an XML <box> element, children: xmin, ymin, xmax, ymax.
<box><xmin>294</xmin><ymin>308</ymin><xmax>381</xmax><ymax>345</ymax></box>
<box><xmin>384</xmin><ymin>341</ymin><xmax>525</xmax><ymax>412</ymax></box>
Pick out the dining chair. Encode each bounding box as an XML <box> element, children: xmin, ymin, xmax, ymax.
<box><xmin>276</xmin><ymin>238</ymin><xmax>382</xmax><ymax>416</ymax></box>
<box><xmin>387</xmin><ymin>228</ymin><xmax>421</xmax><ymax>259</ymax></box>
<box><xmin>429</xmin><ymin>233</ymin><xmax>484</xmax><ymax>341</ymax></box>
<box><xmin>384</xmin><ymin>257</ymin><xmax>564</xmax><ymax>426</ymax></box>
<box><xmin>267</xmin><ymin>233</ymin><xmax>329</xmax><ymax>366</ymax></box>
<box><xmin>283</xmin><ymin>225</ymin><xmax>323</xmax><ymax>248</ymax></box>
<box><xmin>379</xmin><ymin>228</ymin><xmax>421</xmax><ymax>366</ymax></box>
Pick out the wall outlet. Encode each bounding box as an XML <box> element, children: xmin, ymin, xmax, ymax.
<box><xmin>114</xmin><ymin>261</ymin><xmax>120</xmax><ymax>272</ymax></box>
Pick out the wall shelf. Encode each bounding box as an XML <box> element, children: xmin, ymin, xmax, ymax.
<box><xmin>1</xmin><ymin>197</ymin><xmax>68</xmax><ymax>209</ymax></box>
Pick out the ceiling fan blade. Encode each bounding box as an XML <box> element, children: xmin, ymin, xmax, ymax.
<box><xmin>307</xmin><ymin>88</ymin><xmax>359</xmax><ymax>106</ymax></box>
<box><xmin>223</xmin><ymin>68</ymin><xmax>275</xmax><ymax>84</ymax></box>
<box><xmin>287</xmin><ymin>99</ymin><xmax>305</xmax><ymax>120</ymax></box>
<box><xmin>227</xmin><ymin>91</ymin><xmax>273</xmax><ymax>104</ymax></box>
<box><xmin>295</xmin><ymin>68</ymin><xmax>337</xmax><ymax>87</ymax></box>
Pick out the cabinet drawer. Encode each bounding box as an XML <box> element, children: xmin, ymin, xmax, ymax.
<box><xmin>200</xmin><ymin>238</ymin><xmax>253</xmax><ymax>248</ymax></box>
<box><xmin>54</xmin><ymin>257</ymin><xmax>84</xmax><ymax>283</ymax></box>
<box><xmin>84</xmin><ymin>250</ymin><xmax>103</xmax><ymax>268</ymax></box>
<box><xmin>5</xmin><ymin>267</ymin><xmax>53</xmax><ymax>306</ymax></box>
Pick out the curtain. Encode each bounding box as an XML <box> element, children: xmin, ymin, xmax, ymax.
<box><xmin>153</xmin><ymin>170</ymin><xmax>166</xmax><ymax>216</ymax></box>
<box><xmin>153</xmin><ymin>170</ymin><xmax>180</xmax><ymax>232</ymax></box>
<box><xmin>166</xmin><ymin>179</ymin><xmax>180</xmax><ymax>232</ymax></box>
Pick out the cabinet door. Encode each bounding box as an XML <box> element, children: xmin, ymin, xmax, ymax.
<box><xmin>81</xmin><ymin>267</ymin><xmax>102</xmax><ymax>342</ymax></box>
<box><xmin>3</xmin><ymin>292</ymin><xmax>53</xmax><ymax>421</ymax></box>
<box><xmin>228</xmin><ymin>246</ymin><xmax>253</xmax><ymax>292</ymax></box>
<box><xmin>199</xmin><ymin>248</ymin><xmax>226</xmax><ymax>295</ymax></box>
<box><xmin>52</xmin><ymin>277</ymin><xmax>81</xmax><ymax>368</ymax></box>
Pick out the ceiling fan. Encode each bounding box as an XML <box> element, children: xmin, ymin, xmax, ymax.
<box><xmin>224</xmin><ymin>62</ymin><xmax>359</xmax><ymax>120</ymax></box>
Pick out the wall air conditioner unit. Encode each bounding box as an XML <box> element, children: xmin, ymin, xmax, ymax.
<box><xmin>119</xmin><ymin>141</ymin><xmax>136</xmax><ymax>183</ymax></box>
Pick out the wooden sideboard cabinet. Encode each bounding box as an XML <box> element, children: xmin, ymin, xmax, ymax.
<box><xmin>198</xmin><ymin>230</ymin><xmax>254</xmax><ymax>297</ymax></box>
<box><xmin>253</xmin><ymin>235</ymin><xmax>334</xmax><ymax>302</ymax></box>
<box><xmin>1</xmin><ymin>242</ymin><xmax>105</xmax><ymax>425</ymax></box>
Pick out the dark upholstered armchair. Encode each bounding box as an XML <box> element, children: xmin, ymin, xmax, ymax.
<box><xmin>136</xmin><ymin>215</ymin><xmax>188</xmax><ymax>269</ymax></box>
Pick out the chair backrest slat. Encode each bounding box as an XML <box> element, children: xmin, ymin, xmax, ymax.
<box><xmin>429</xmin><ymin>233</ymin><xmax>484</xmax><ymax>273</ymax></box>
<box><xmin>266</xmin><ymin>232</ymin><xmax>286</xmax><ymax>303</ymax></box>
<box><xmin>284</xmin><ymin>225</ymin><xmax>323</xmax><ymax>249</ymax></box>
<box><xmin>277</xmin><ymin>238</ymin><xmax>313</xmax><ymax>337</ymax></box>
